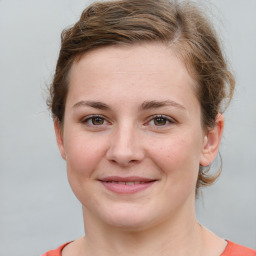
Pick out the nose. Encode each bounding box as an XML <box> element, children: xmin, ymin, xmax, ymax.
<box><xmin>106</xmin><ymin>124</ymin><xmax>145</xmax><ymax>167</ymax></box>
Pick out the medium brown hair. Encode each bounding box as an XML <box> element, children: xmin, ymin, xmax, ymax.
<box><xmin>48</xmin><ymin>0</ymin><xmax>235</xmax><ymax>191</ymax></box>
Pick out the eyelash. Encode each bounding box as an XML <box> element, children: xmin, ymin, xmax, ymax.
<box><xmin>146</xmin><ymin>115</ymin><xmax>176</xmax><ymax>128</ymax></box>
<box><xmin>81</xmin><ymin>114</ymin><xmax>175</xmax><ymax>128</ymax></box>
<box><xmin>81</xmin><ymin>115</ymin><xmax>110</xmax><ymax>127</ymax></box>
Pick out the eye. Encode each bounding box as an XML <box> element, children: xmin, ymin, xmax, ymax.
<box><xmin>81</xmin><ymin>115</ymin><xmax>109</xmax><ymax>126</ymax></box>
<box><xmin>153</xmin><ymin>116</ymin><xmax>168</xmax><ymax>126</ymax></box>
<box><xmin>147</xmin><ymin>115</ymin><xmax>175</xmax><ymax>127</ymax></box>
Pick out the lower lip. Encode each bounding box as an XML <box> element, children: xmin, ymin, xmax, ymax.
<box><xmin>101</xmin><ymin>181</ymin><xmax>155</xmax><ymax>194</ymax></box>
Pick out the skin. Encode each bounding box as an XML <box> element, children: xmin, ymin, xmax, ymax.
<box><xmin>55</xmin><ymin>43</ymin><xmax>226</xmax><ymax>256</ymax></box>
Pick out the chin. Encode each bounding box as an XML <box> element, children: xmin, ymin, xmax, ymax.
<box><xmin>105</xmin><ymin>215</ymin><xmax>152</xmax><ymax>231</ymax></box>
<box><xmin>100</xmin><ymin>203</ymin><xmax>163</xmax><ymax>231</ymax></box>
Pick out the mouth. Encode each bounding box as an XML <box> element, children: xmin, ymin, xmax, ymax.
<box><xmin>98</xmin><ymin>176</ymin><xmax>157</xmax><ymax>194</ymax></box>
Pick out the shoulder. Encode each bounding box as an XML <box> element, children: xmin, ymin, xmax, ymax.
<box><xmin>41</xmin><ymin>242</ymin><xmax>71</xmax><ymax>256</ymax></box>
<box><xmin>221</xmin><ymin>241</ymin><xmax>256</xmax><ymax>256</ymax></box>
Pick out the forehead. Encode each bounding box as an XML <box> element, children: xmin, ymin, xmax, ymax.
<box><xmin>73</xmin><ymin>43</ymin><xmax>192</xmax><ymax>74</ymax></box>
<box><xmin>67</xmin><ymin>43</ymin><xmax>198</xmax><ymax>109</ymax></box>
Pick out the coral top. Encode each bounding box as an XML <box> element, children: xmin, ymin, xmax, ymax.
<box><xmin>41</xmin><ymin>242</ymin><xmax>71</xmax><ymax>256</ymax></box>
<box><xmin>41</xmin><ymin>240</ymin><xmax>256</xmax><ymax>256</ymax></box>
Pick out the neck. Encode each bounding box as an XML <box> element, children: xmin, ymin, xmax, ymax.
<box><xmin>81</xmin><ymin>203</ymin><xmax>204</xmax><ymax>256</ymax></box>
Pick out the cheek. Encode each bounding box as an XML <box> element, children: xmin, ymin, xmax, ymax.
<box><xmin>64</xmin><ymin>132</ymin><xmax>107</xmax><ymax>178</ymax></box>
<box><xmin>64</xmin><ymin>133</ymin><xmax>108</xmax><ymax>206</ymax></box>
<box><xmin>148</xmin><ymin>134</ymin><xmax>201</xmax><ymax>183</ymax></box>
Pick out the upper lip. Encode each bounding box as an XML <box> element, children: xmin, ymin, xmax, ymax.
<box><xmin>98</xmin><ymin>176</ymin><xmax>157</xmax><ymax>182</ymax></box>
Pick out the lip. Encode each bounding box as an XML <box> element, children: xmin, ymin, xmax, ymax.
<box><xmin>98</xmin><ymin>176</ymin><xmax>157</xmax><ymax>194</ymax></box>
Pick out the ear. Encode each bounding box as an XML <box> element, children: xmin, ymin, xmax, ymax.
<box><xmin>54</xmin><ymin>118</ymin><xmax>66</xmax><ymax>160</ymax></box>
<box><xmin>200</xmin><ymin>114</ymin><xmax>224</xmax><ymax>166</ymax></box>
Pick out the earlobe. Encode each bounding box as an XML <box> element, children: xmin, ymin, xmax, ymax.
<box><xmin>200</xmin><ymin>114</ymin><xmax>224</xmax><ymax>166</ymax></box>
<box><xmin>54</xmin><ymin>119</ymin><xmax>66</xmax><ymax>160</ymax></box>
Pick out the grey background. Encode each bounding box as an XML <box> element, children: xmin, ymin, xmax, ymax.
<box><xmin>0</xmin><ymin>0</ymin><xmax>255</xmax><ymax>255</ymax></box>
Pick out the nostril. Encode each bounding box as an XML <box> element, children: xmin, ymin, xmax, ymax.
<box><xmin>109</xmin><ymin>158</ymin><xmax>139</xmax><ymax>167</ymax></box>
<box><xmin>106</xmin><ymin>137</ymin><xmax>145</xmax><ymax>166</ymax></box>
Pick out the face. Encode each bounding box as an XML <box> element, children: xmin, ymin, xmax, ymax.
<box><xmin>55</xmin><ymin>43</ymin><xmax>222</xmax><ymax>231</ymax></box>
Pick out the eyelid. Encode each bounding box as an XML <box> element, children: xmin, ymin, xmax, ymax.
<box><xmin>81</xmin><ymin>114</ymin><xmax>176</xmax><ymax>128</ymax></box>
<box><xmin>81</xmin><ymin>114</ymin><xmax>111</xmax><ymax>126</ymax></box>
<box><xmin>145</xmin><ymin>114</ymin><xmax>176</xmax><ymax>127</ymax></box>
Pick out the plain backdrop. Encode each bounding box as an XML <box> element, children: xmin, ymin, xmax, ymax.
<box><xmin>0</xmin><ymin>0</ymin><xmax>255</xmax><ymax>255</ymax></box>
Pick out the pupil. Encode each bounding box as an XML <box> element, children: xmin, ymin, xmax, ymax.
<box><xmin>92</xmin><ymin>117</ymin><xmax>104</xmax><ymax>125</ymax></box>
<box><xmin>154</xmin><ymin>117</ymin><xmax>166</xmax><ymax>126</ymax></box>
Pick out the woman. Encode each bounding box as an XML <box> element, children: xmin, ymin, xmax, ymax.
<box><xmin>42</xmin><ymin>0</ymin><xmax>256</xmax><ymax>255</ymax></box>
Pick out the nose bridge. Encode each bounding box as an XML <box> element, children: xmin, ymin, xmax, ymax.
<box><xmin>106</xmin><ymin>121</ymin><xmax>144</xmax><ymax>165</ymax></box>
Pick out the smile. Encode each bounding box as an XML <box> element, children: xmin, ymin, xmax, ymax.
<box><xmin>98</xmin><ymin>176</ymin><xmax>157</xmax><ymax>194</ymax></box>
<box><xmin>105</xmin><ymin>181</ymin><xmax>147</xmax><ymax>185</ymax></box>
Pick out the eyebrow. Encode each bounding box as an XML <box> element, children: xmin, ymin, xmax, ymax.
<box><xmin>72</xmin><ymin>100</ymin><xmax>185</xmax><ymax>111</ymax></box>
<box><xmin>73</xmin><ymin>100</ymin><xmax>110</xmax><ymax>110</ymax></box>
<box><xmin>140</xmin><ymin>100</ymin><xmax>186</xmax><ymax>111</ymax></box>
